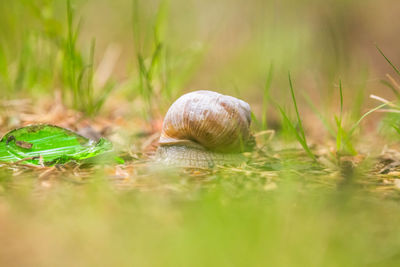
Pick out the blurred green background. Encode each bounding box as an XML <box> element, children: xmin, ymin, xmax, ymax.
<box><xmin>1</xmin><ymin>0</ymin><xmax>400</xmax><ymax>116</ymax></box>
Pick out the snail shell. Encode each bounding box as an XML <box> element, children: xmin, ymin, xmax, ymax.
<box><xmin>156</xmin><ymin>90</ymin><xmax>254</xmax><ymax>168</ymax></box>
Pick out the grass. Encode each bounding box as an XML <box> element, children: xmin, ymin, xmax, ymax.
<box><xmin>261</xmin><ymin>63</ymin><xmax>273</xmax><ymax>130</ymax></box>
<box><xmin>377</xmin><ymin>46</ymin><xmax>400</xmax><ymax>115</ymax></box>
<box><xmin>278</xmin><ymin>73</ymin><xmax>316</xmax><ymax>160</ymax></box>
<box><xmin>303</xmin><ymin>80</ymin><xmax>390</xmax><ymax>156</ymax></box>
<box><xmin>2</xmin><ymin>0</ymin><xmax>400</xmax><ymax>266</ymax></box>
<box><xmin>335</xmin><ymin>80</ymin><xmax>344</xmax><ymax>152</ymax></box>
<box><xmin>132</xmin><ymin>0</ymin><xmax>164</xmax><ymax>116</ymax></box>
<box><xmin>369</xmin><ymin>46</ymin><xmax>400</xmax><ymax>139</ymax></box>
<box><xmin>130</xmin><ymin>0</ymin><xmax>206</xmax><ymax>119</ymax></box>
<box><xmin>0</xmin><ymin>0</ymin><xmax>115</xmax><ymax>115</ymax></box>
<box><xmin>377</xmin><ymin>45</ymin><xmax>400</xmax><ymax>78</ymax></box>
<box><xmin>64</xmin><ymin>0</ymin><xmax>116</xmax><ymax>116</ymax></box>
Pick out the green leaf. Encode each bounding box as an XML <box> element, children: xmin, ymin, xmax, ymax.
<box><xmin>0</xmin><ymin>124</ymin><xmax>112</xmax><ymax>166</ymax></box>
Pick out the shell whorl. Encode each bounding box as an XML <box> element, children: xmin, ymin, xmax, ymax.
<box><xmin>156</xmin><ymin>90</ymin><xmax>253</xmax><ymax>168</ymax></box>
<box><xmin>159</xmin><ymin>90</ymin><xmax>252</xmax><ymax>153</ymax></box>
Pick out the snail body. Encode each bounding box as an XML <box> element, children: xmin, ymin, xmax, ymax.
<box><xmin>156</xmin><ymin>90</ymin><xmax>254</xmax><ymax>168</ymax></box>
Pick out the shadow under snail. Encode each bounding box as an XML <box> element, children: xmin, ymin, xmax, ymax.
<box><xmin>155</xmin><ymin>90</ymin><xmax>255</xmax><ymax>168</ymax></box>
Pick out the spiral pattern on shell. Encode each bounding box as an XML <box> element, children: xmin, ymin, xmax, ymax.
<box><xmin>159</xmin><ymin>90</ymin><xmax>252</xmax><ymax>153</ymax></box>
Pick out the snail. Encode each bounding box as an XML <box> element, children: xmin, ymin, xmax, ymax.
<box><xmin>155</xmin><ymin>90</ymin><xmax>255</xmax><ymax>168</ymax></box>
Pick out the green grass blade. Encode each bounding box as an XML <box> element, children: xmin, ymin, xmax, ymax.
<box><xmin>348</xmin><ymin>103</ymin><xmax>387</xmax><ymax>137</ymax></box>
<box><xmin>336</xmin><ymin>80</ymin><xmax>343</xmax><ymax>151</ymax></box>
<box><xmin>302</xmin><ymin>91</ymin><xmax>335</xmax><ymax>137</ymax></box>
<box><xmin>93</xmin><ymin>81</ymin><xmax>116</xmax><ymax>114</ymax></box>
<box><xmin>391</xmin><ymin>124</ymin><xmax>400</xmax><ymax>136</ymax></box>
<box><xmin>376</xmin><ymin>45</ymin><xmax>400</xmax><ymax>77</ymax></box>
<box><xmin>251</xmin><ymin>112</ymin><xmax>261</xmax><ymax>130</ymax></box>
<box><xmin>380</xmin><ymin>79</ymin><xmax>400</xmax><ymax>100</ymax></box>
<box><xmin>262</xmin><ymin>63</ymin><xmax>273</xmax><ymax>130</ymax></box>
<box><xmin>148</xmin><ymin>42</ymin><xmax>163</xmax><ymax>81</ymax></box>
<box><xmin>288</xmin><ymin>73</ymin><xmax>306</xmax><ymax>141</ymax></box>
<box><xmin>278</xmin><ymin>105</ymin><xmax>316</xmax><ymax>161</ymax></box>
<box><xmin>153</xmin><ymin>0</ymin><xmax>168</xmax><ymax>45</ymax></box>
<box><xmin>87</xmin><ymin>38</ymin><xmax>96</xmax><ymax>113</ymax></box>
